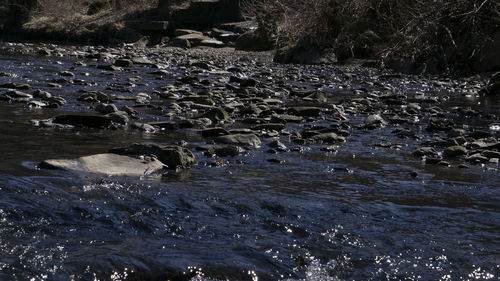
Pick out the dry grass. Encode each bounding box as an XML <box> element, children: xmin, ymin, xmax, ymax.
<box><xmin>24</xmin><ymin>0</ymin><xmax>159</xmax><ymax>34</ymax></box>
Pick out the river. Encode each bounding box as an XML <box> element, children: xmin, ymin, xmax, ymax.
<box><xmin>0</xmin><ymin>43</ymin><xmax>498</xmax><ymax>280</ymax></box>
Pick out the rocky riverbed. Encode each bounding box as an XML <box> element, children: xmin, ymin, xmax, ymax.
<box><xmin>1</xmin><ymin>42</ymin><xmax>499</xmax><ymax>172</ymax></box>
<box><xmin>0</xmin><ymin>42</ymin><xmax>499</xmax><ymax>280</ymax></box>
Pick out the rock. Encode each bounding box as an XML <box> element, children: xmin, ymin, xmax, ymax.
<box><xmin>201</xmin><ymin>107</ymin><xmax>230</xmax><ymax>122</ymax></box>
<box><xmin>365</xmin><ymin>114</ymin><xmax>387</xmax><ymax>128</ymax></box>
<box><xmin>59</xmin><ymin>71</ymin><xmax>74</xmax><ymax>77</ymax></box>
<box><xmin>3</xmin><ymin>90</ymin><xmax>32</xmax><ymax>99</ymax></box>
<box><xmin>215</xmin><ymin>134</ymin><xmax>261</xmax><ymax>147</ymax></box>
<box><xmin>482</xmin><ymin>150</ymin><xmax>500</xmax><ymax>159</ymax></box>
<box><xmin>33</xmin><ymin>89</ymin><xmax>51</xmax><ymax>99</ymax></box>
<box><xmin>251</xmin><ymin>123</ymin><xmax>286</xmax><ymax>131</ymax></box>
<box><xmin>106</xmin><ymin>111</ymin><xmax>129</xmax><ymax>125</ymax></box>
<box><xmin>444</xmin><ymin>146</ymin><xmax>468</xmax><ymax>157</ymax></box>
<box><xmin>131</xmin><ymin>122</ymin><xmax>157</xmax><ymax>133</ymax></box>
<box><xmin>114</xmin><ymin>59</ymin><xmax>133</xmax><ymax>67</ymax></box>
<box><xmin>269</xmin><ymin>140</ymin><xmax>287</xmax><ymax>151</ymax></box>
<box><xmin>197</xmin><ymin>144</ymin><xmax>245</xmax><ymax>157</ymax></box>
<box><xmin>52</xmin><ymin>114</ymin><xmax>113</xmax><ymax>128</ymax></box>
<box><xmin>78</xmin><ymin>91</ymin><xmax>111</xmax><ymax>102</ymax></box>
<box><xmin>131</xmin><ymin>57</ymin><xmax>156</xmax><ymax>65</ymax></box>
<box><xmin>309</xmin><ymin>133</ymin><xmax>345</xmax><ymax>144</ymax></box>
<box><xmin>174</xmin><ymin>29</ymin><xmax>203</xmax><ymax>37</ymax></box>
<box><xmin>95</xmin><ymin>103</ymin><xmax>118</xmax><ymax>114</ymax></box>
<box><xmin>201</xmin><ymin>127</ymin><xmax>229</xmax><ymax>137</ymax></box>
<box><xmin>39</xmin><ymin>153</ymin><xmax>165</xmax><ymax>176</ymax></box>
<box><xmin>288</xmin><ymin>107</ymin><xmax>321</xmax><ymax>117</ymax></box>
<box><xmin>235</xmin><ymin>29</ymin><xmax>274</xmax><ymax>51</ymax></box>
<box><xmin>1</xmin><ymin>82</ymin><xmax>30</xmax><ymax>90</ymax></box>
<box><xmin>413</xmin><ymin>147</ymin><xmax>439</xmax><ymax>157</ymax></box>
<box><xmin>170</xmin><ymin>33</ymin><xmax>223</xmax><ymax>48</ymax></box>
<box><xmin>467</xmin><ymin>153</ymin><xmax>489</xmax><ymax>164</ymax></box>
<box><xmin>109</xmin><ymin>143</ymin><xmax>196</xmax><ymax>170</ymax></box>
<box><xmin>274</xmin><ymin>43</ymin><xmax>337</xmax><ymax>64</ymax></box>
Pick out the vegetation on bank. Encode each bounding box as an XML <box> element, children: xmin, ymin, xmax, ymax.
<box><xmin>0</xmin><ymin>0</ymin><xmax>159</xmax><ymax>42</ymax></box>
<box><xmin>1</xmin><ymin>0</ymin><xmax>499</xmax><ymax>73</ymax></box>
<box><xmin>242</xmin><ymin>0</ymin><xmax>500</xmax><ymax>73</ymax></box>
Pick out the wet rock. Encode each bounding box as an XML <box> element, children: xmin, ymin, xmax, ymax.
<box><xmin>467</xmin><ymin>153</ymin><xmax>489</xmax><ymax>164</ymax></box>
<box><xmin>53</xmin><ymin>114</ymin><xmax>113</xmax><ymax>128</ymax></box>
<box><xmin>288</xmin><ymin>107</ymin><xmax>321</xmax><ymax>117</ymax></box>
<box><xmin>309</xmin><ymin>133</ymin><xmax>345</xmax><ymax>144</ymax></box>
<box><xmin>427</xmin><ymin>118</ymin><xmax>453</xmax><ymax>132</ymax></box>
<box><xmin>303</xmin><ymin>91</ymin><xmax>327</xmax><ymax>102</ymax></box>
<box><xmin>106</xmin><ymin>111</ymin><xmax>129</xmax><ymax>125</ymax></box>
<box><xmin>444</xmin><ymin>146</ymin><xmax>467</xmax><ymax>157</ymax></box>
<box><xmin>364</xmin><ymin>114</ymin><xmax>387</xmax><ymax>128</ymax></box>
<box><xmin>39</xmin><ymin>153</ymin><xmax>165</xmax><ymax>176</ymax></box>
<box><xmin>131</xmin><ymin>122</ymin><xmax>157</xmax><ymax>133</ymax></box>
<box><xmin>114</xmin><ymin>59</ymin><xmax>133</xmax><ymax>67</ymax></box>
<box><xmin>251</xmin><ymin>123</ymin><xmax>285</xmax><ymax>131</ymax></box>
<box><xmin>109</xmin><ymin>143</ymin><xmax>196</xmax><ymax>170</ymax></box>
<box><xmin>201</xmin><ymin>127</ymin><xmax>229</xmax><ymax>137</ymax></box>
<box><xmin>1</xmin><ymin>82</ymin><xmax>30</xmax><ymax>90</ymax></box>
<box><xmin>468</xmin><ymin>130</ymin><xmax>491</xmax><ymax>139</ymax></box>
<box><xmin>33</xmin><ymin>89</ymin><xmax>52</xmax><ymax>99</ymax></box>
<box><xmin>482</xmin><ymin>150</ymin><xmax>500</xmax><ymax>159</ymax></box>
<box><xmin>121</xmin><ymin>105</ymin><xmax>138</xmax><ymax>118</ymax></box>
<box><xmin>197</xmin><ymin>144</ymin><xmax>245</xmax><ymax>157</ymax></box>
<box><xmin>97</xmin><ymin>64</ymin><xmax>122</xmax><ymax>71</ymax></box>
<box><xmin>28</xmin><ymin>100</ymin><xmax>46</xmax><ymax>108</ymax></box>
<box><xmin>59</xmin><ymin>71</ymin><xmax>74</xmax><ymax>77</ymax></box>
<box><xmin>46</xmin><ymin>96</ymin><xmax>67</xmax><ymax>107</ymax></box>
<box><xmin>201</xmin><ymin>107</ymin><xmax>230</xmax><ymax>122</ymax></box>
<box><xmin>269</xmin><ymin>140</ymin><xmax>287</xmax><ymax>151</ymax></box>
<box><xmin>215</xmin><ymin>134</ymin><xmax>261</xmax><ymax>147</ymax></box>
<box><xmin>78</xmin><ymin>91</ymin><xmax>111</xmax><ymax>103</ymax></box>
<box><xmin>95</xmin><ymin>103</ymin><xmax>118</xmax><ymax>114</ymax></box>
<box><xmin>413</xmin><ymin>147</ymin><xmax>439</xmax><ymax>157</ymax></box>
<box><xmin>267</xmin><ymin>158</ymin><xmax>285</xmax><ymax>164</ymax></box>
<box><xmin>425</xmin><ymin>157</ymin><xmax>442</xmax><ymax>164</ymax></box>
<box><xmin>3</xmin><ymin>90</ymin><xmax>32</xmax><ymax>99</ymax></box>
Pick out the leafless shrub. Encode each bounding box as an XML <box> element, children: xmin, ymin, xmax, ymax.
<box><xmin>242</xmin><ymin>0</ymin><xmax>500</xmax><ymax>70</ymax></box>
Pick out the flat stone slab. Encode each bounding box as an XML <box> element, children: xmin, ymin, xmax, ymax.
<box><xmin>39</xmin><ymin>153</ymin><xmax>165</xmax><ymax>176</ymax></box>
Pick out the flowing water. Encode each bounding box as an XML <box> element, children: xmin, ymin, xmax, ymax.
<box><xmin>0</xmin><ymin>45</ymin><xmax>499</xmax><ymax>280</ymax></box>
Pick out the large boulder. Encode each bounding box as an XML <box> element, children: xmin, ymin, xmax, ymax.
<box><xmin>39</xmin><ymin>153</ymin><xmax>165</xmax><ymax>176</ymax></box>
<box><xmin>109</xmin><ymin>143</ymin><xmax>196</xmax><ymax>170</ymax></box>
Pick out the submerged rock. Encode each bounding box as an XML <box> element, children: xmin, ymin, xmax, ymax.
<box><xmin>39</xmin><ymin>153</ymin><xmax>165</xmax><ymax>176</ymax></box>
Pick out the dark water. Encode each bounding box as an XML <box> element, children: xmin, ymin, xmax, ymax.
<box><xmin>0</xmin><ymin>47</ymin><xmax>499</xmax><ymax>281</ymax></box>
